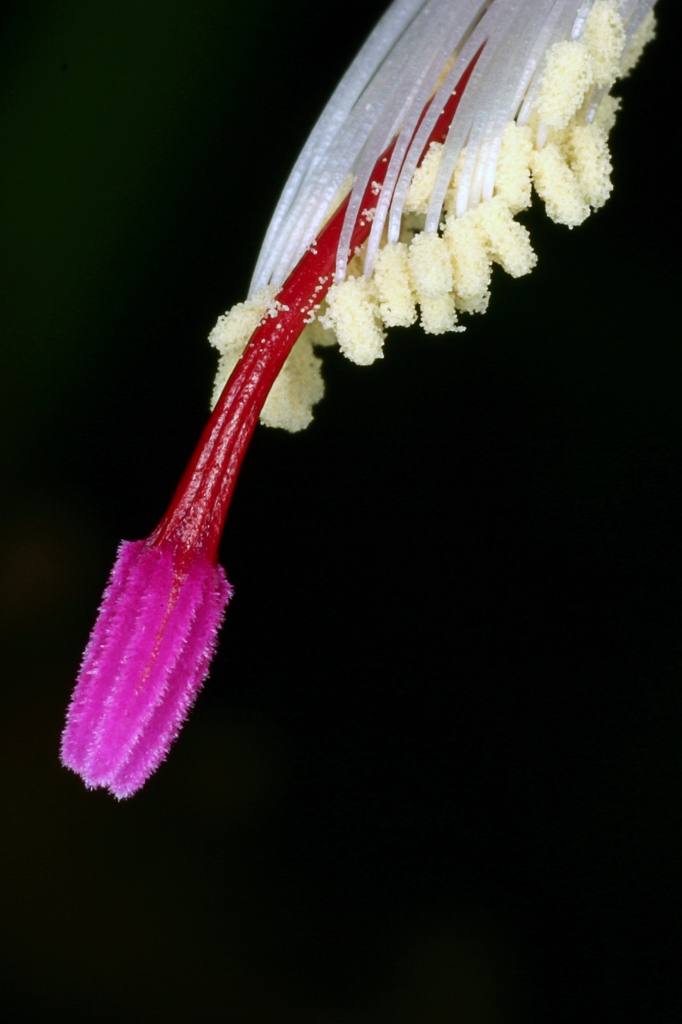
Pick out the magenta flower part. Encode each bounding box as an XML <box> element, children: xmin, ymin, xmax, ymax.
<box><xmin>61</xmin><ymin>540</ymin><xmax>232</xmax><ymax>798</ymax></box>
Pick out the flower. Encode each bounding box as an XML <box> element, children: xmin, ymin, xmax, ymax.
<box><xmin>62</xmin><ymin>0</ymin><xmax>657</xmax><ymax>797</ymax></box>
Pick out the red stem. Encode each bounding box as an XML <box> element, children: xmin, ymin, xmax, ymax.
<box><xmin>151</xmin><ymin>48</ymin><xmax>483</xmax><ymax>564</ymax></box>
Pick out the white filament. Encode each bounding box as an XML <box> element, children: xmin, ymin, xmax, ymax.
<box><xmin>248</xmin><ymin>0</ymin><xmax>656</xmax><ymax>295</ymax></box>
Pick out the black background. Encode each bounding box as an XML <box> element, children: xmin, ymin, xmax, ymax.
<box><xmin>0</xmin><ymin>1</ymin><xmax>679</xmax><ymax>1021</ymax></box>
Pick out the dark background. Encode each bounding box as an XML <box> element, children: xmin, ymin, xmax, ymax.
<box><xmin>0</xmin><ymin>1</ymin><xmax>679</xmax><ymax>1020</ymax></box>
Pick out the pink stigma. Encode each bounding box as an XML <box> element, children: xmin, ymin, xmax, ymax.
<box><xmin>61</xmin><ymin>541</ymin><xmax>231</xmax><ymax>799</ymax></box>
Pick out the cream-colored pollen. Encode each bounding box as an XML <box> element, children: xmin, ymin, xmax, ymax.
<box><xmin>583</xmin><ymin>0</ymin><xmax>626</xmax><ymax>87</ymax></box>
<box><xmin>260</xmin><ymin>331</ymin><xmax>324</xmax><ymax>432</ymax></box>
<box><xmin>475</xmin><ymin>197</ymin><xmax>537</xmax><ymax>278</ymax></box>
<box><xmin>444</xmin><ymin>211</ymin><xmax>491</xmax><ymax>315</ymax></box>
<box><xmin>565</xmin><ymin>123</ymin><xmax>612</xmax><ymax>209</ymax></box>
<box><xmin>209</xmin><ymin>285</ymin><xmax>277</xmax><ymax>409</ymax></box>
<box><xmin>534</xmin><ymin>2</ymin><xmax>625</xmax><ymax>133</ymax></box>
<box><xmin>408</xmin><ymin>231</ymin><xmax>453</xmax><ymax>299</ymax></box>
<box><xmin>419</xmin><ymin>293</ymin><xmax>458</xmax><ymax>335</ymax></box>
<box><xmin>405</xmin><ymin>142</ymin><xmax>443</xmax><ymax>216</ymax></box>
<box><xmin>535</xmin><ymin>39</ymin><xmax>593</xmax><ymax>130</ymax></box>
<box><xmin>322</xmin><ymin>276</ymin><xmax>385</xmax><ymax>365</ymax></box>
<box><xmin>494</xmin><ymin>123</ymin><xmax>533</xmax><ymax>214</ymax></box>
<box><xmin>373</xmin><ymin>242</ymin><xmax>417</xmax><ymax>327</ymax></box>
<box><xmin>408</xmin><ymin>232</ymin><xmax>459</xmax><ymax>334</ymax></box>
<box><xmin>530</xmin><ymin>142</ymin><xmax>589</xmax><ymax>227</ymax></box>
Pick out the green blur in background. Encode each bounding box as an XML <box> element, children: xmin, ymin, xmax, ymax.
<box><xmin>0</xmin><ymin>2</ymin><xmax>680</xmax><ymax>1021</ymax></box>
